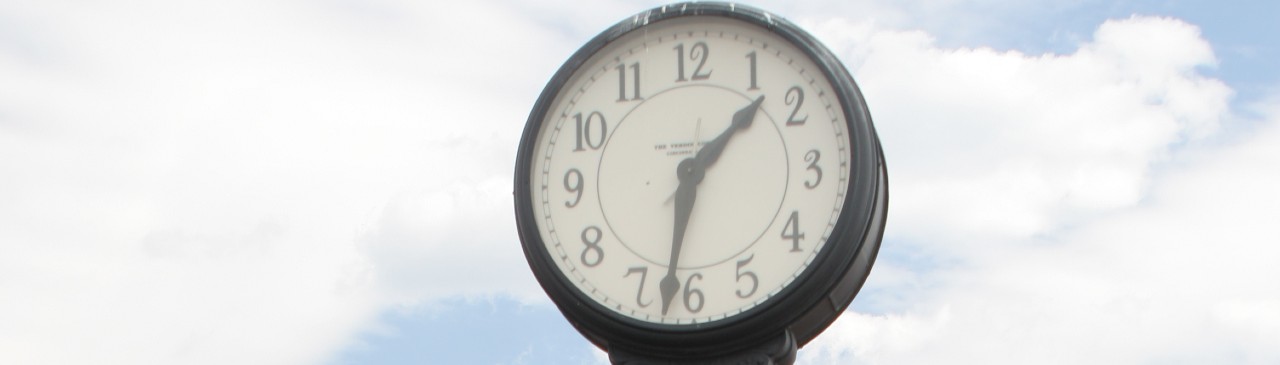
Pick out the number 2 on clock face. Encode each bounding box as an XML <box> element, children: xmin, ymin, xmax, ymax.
<box><xmin>531</xmin><ymin>17</ymin><xmax>851</xmax><ymax>325</ymax></box>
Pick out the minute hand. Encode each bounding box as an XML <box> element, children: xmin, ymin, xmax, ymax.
<box><xmin>656</xmin><ymin>96</ymin><xmax>765</xmax><ymax>315</ymax></box>
<box><xmin>695</xmin><ymin>95</ymin><xmax>765</xmax><ymax>169</ymax></box>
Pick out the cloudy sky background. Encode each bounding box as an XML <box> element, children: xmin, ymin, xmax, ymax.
<box><xmin>2</xmin><ymin>0</ymin><xmax>1278</xmax><ymax>364</ymax></box>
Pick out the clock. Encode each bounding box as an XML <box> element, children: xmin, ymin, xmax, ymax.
<box><xmin>514</xmin><ymin>2</ymin><xmax>887</xmax><ymax>362</ymax></box>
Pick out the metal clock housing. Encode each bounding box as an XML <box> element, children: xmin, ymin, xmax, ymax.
<box><xmin>514</xmin><ymin>2</ymin><xmax>887</xmax><ymax>360</ymax></box>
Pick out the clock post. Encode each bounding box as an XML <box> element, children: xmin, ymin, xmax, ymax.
<box><xmin>609</xmin><ymin>331</ymin><xmax>797</xmax><ymax>364</ymax></box>
<box><xmin>515</xmin><ymin>3</ymin><xmax>887</xmax><ymax>363</ymax></box>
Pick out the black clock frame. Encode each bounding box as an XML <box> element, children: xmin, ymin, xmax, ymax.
<box><xmin>514</xmin><ymin>2</ymin><xmax>888</xmax><ymax>361</ymax></box>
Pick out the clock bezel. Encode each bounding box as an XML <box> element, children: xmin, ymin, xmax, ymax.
<box><xmin>514</xmin><ymin>2</ymin><xmax>887</xmax><ymax>359</ymax></box>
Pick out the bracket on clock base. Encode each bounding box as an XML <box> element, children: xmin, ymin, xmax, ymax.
<box><xmin>608</xmin><ymin>331</ymin><xmax>797</xmax><ymax>365</ymax></box>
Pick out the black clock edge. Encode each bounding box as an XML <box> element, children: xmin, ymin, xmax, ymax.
<box><xmin>788</xmin><ymin>146</ymin><xmax>888</xmax><ymax>347</ymax></box>
<box><xmin>513</xmin><ymin>1</ymin><xmax>890</xmax><ymax>360</ymax></box>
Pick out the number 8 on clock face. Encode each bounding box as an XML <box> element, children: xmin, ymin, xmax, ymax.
<box><xmin>526</xmin><ymin>15</ymin><xmax>854</xmax><ymax>325</ymax></box>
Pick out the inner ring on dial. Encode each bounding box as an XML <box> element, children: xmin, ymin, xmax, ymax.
<box><xmin>597</xmin><ymin>84</ymin><xmax>789</xmax><ymax>269</ymax></box>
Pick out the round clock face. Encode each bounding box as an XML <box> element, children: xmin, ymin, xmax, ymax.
<box><xmin>525</xmin><ymin>16</ymin><xmax>853</xmax><ymax>326</ymax></box>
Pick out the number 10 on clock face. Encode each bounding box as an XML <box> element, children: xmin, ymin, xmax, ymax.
<box><xmin>529</xmin><ymin>17</ymin><xmax>852</xmax><ymax>325</ymax></box>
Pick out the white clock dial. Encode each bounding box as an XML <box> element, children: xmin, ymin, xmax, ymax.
<box><xmin>528</xmin><ymin>17</ymin><xmax>851</xmax><ymax>325</ymax></box>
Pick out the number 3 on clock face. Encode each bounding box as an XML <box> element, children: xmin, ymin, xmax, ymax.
<box><xmin>528</xmin><ymin>17</ymin><xmax>853</xmax><ymax>325</ymax></box>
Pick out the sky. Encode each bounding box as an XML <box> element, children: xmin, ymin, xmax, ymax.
<box><xmin>1</xmin><ymin>0</ymin><xmax>1278</xmax><ymax>364</ymax></box>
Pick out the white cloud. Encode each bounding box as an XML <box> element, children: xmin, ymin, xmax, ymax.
<box><xmin>0</xmin><ymin>0</ymin><xmax>568</xmax><ymax>363</ymax></box>
<box><xmin>807</xmin><ymin>16</ymin><xmax>1230</xmax><ymax>246</ymax></box>
<box><xmin>357</xmin><ymin>176</ymin><xmax>545</xmax><ymax>305</ymax></box>
<box><xmin>798</xmin><ymin>15</ymin><xmax>1280</xmax><ymax>365</ymax></box>
<box><xmin>806</xmin><ymin>117</ymin><xmax>1280</xmax><ymax>363</ymax></box>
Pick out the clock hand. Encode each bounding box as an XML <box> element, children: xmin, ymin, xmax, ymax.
<box><xmin>693</xmin><ymin>95</ymin><xmax>764</xmax><ymax>169</ymax></box>
<box><xmin>660</xmin><ymin>158</ymin><xmax>699</xmax><ymax>315</ymax></box>
<box><xmin>658</xmin><ymin>96</ymin><xmax>765</xmax><ymax>315</ymax></box>
<box><xmin>661</xmin><ymin>97</ymin><xmax>765</xmax><ymax>206</ymax></box>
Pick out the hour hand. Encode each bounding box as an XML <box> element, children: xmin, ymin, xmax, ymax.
<box><xmin>729</xmin><ymin>95</ymin><xmax>765</xmax><ymax>129</ymax></box>
<box><xmin>695</xmin><ymin>95</ymin><xmax>764</xmax><ymax>169</ymax></box>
